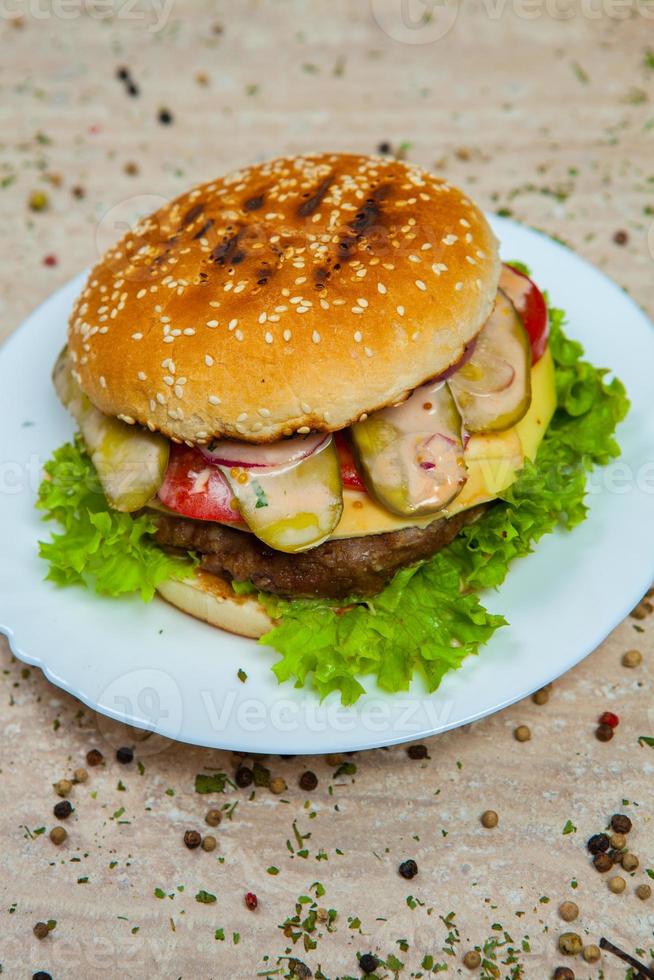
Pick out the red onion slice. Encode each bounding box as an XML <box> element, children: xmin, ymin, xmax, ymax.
<box><xmin>435</xmin><ymin>337</ymin><xmax>478</xmax><ymax>382</ymax></box>
<box><xmin>200</xmin><ymin>432</ymin><xmax>329</xmax><ymax>469</ymax></box>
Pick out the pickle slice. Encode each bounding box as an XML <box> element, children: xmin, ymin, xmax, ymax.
<box><xmin>53</xmin><ymin>347</ymin><xmax>169</xmax><ymax>512</ymax></box>
<box><xmin>351</xmin><ymin>381</ymin><xmax>467</xmax><ymax>517</ymax></box>
<box><xmin>218</xmin><ymin>436</ymin><xmax>343</xmax><ymax>553</ymax></box>
<box><xmin>448</xmin><ymin>290</ymin><xmax>532</xmax><ymax>433</ymax></box>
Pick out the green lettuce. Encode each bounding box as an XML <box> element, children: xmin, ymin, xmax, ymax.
<box><xmin>257</xmin><ymin>307</ymin><xmax>629</xmax><ymax>703</ymax></box>
<box><xmin>36</xmin><ymin>305</ymin><xmax>629</xmax><ymax>704</ymax></box>
<box><xmin>37</xmin><ymin>436</ymin><xmax>196</xmax><ymax>600</ymax></box>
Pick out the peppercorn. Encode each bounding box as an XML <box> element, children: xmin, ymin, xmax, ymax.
<box><xmin>71</xmin><ymin>185</ymin><xmax>85</xmax><ymax>199</ymax></box>
<box><xmin>73</xmin><ymin>768</ymin><xmax>88</xmax><ymax>784</ymax></box>
<box><xmin>359</xmin><ymin>952</ymin><xmax>379</xmax><ymax>974</ymax></box>
<box><xmin>532</xmin><ymin>687</ymin><xmax>550</xmax><ymax>705</ymax></box>
<box><xmin>462</xmin><ymin>950</ymin><xmax>481</xmax><ymax>969</ymax></box>
<box><xmin>599</xmin><ymin>710</ymin><xmax>619</xmax><ymax>728</ymax></box>
<box><xmin>252</xmin><ymin>762</ymin><xmax>271</xmax><ymax>787</ymax></box>
<box><xmin>86</xmin><ymin>748</ymin><xmax>104</xmax><ymax>767</ymax></box>
<box><xmin>398</xmin><ymin>859</ymin><xmax>418</xmax><ymax>880</ymax></box>
<box><xmin>587</xmin><ymin>833</ymin><xmax>610</xmax><ymax>854</ymax></box>
<box><xmin>158</xmin><ymin>108</ymin><xmax>173</xmax><ymax>125</ymax></box>
<box><xmin>32</xmin><ymin>973</ymin><xmax>52</xmax><ymax>980</ymax></box>
<box><xmin>269</xmin><ymin>776</ymin><xmax>286</xmax><ymax>795</ymax></box>
<box><xmin>299</xmin><ymin>771</ymin><xmax>318</xmax><ymax>791</ymax></box>
<box><xmin>49</xmin><ymin>826</ymin><xmax>67</xmax><ymax>845</ymax></box>
<box><xmin>33</xmin><ymin>922</ymin><xmax>49</xmax><ymax>940</ymax></box>
<box><xmin>205</xmin><ymin>809</ymin><xmax>222</xmax><ymax>827</ymax></box>
<box><xmin>636</xmin><ymin>883</ymin><xmax>652</xmax><ymax>901</ymax></box>
<box><xmin>608</xmin><ymin>875</ymin><xmax>626</xmax><ymax>893</ymax></box>
<box><xmin>53</xmin><ymin>800</ymin><xmax>73</xmax><ymax>820</ymax></box>
<box><xmin>553</xmin><ymin>969</ymin><xmax>575</xmax><ymax>980</ymax></box>
<box><xmin>377</xmin><ymin>141</ymin><xmax>392</xmax><ymax>155</ymax></box>
<box><xmin>124</xmin><ymin>161</ymin><xmax>139</xmax><ymax>176</ymax></box>
<box><xmin>593</xmin><ymin>852</ymin><xmax>613</xmax><ymax>873</ymax></box>
<box><xmin>558</xmin><ymin>901</ymin><xmax>579</xmax><ymax>922</ymax></box>
<box><xmin>583</xmin><ymin>945</ymin><xmax>601</xmax><ymax>964</ymax></box>
<box><xmin>53</xmin><ymin>779</ymin><xmax>73</xmax><ymax>798</ymax></box>
<box><xmin>608</xmin><ymin>848</ymin><xmax>623</xmax><ymax>865</ymax></box>
<box><xmin>610</xmin><ymin>813</ymin><xmax>632</xmax><ymax>834</ymax></box>
<box><xmin>326</xmin><ymin>753</ymin><xmax>343</xmax><ymax>766</ymax></box>
<box><xmin>407</xmin><ymin>744</ymin><xmax>428</xmax><ymax>759</ymax></box>
<box><xmin>481</xmin><ymin>809</ymin><xmax>499</xmax><ymax>829</ymax></box>
<box><xmin>621</xmin><ymin>852</ymin><xmax>639</xmax><ymax>872</ymax></box>
<box><xmin>622</xmin><ymin>649</ymin><xmax>642</xmax><ymax>668</ymax></box>
<box><xmin>183</xmin><ymin>830</ymin><xmax>201</xmax><ymax>849</ymax></box>
<box><xmin>613</xmin><ymin>230</ymin><xmax>628</xmax><ymax>245</ymax></box>
<box><xmin>201</xmin><ymin>835</ymin><xmax>216</xmax><ymax>852</ymax></box>
<box><xmin>116</xmin><ymin>746</ymin><xmax>133</xmax><ymax>764</ymax></box>
<box><xmin>595</xmin><ymin>723</ymin><xmax>614</xmax><ymax>742</ymax></box>
<box><xmin>28</xmin><ymin>190</ymin><xmax>49</xmax><ymax>212</ymax></box>
<box><xmin>126</xmin><ymin>82</ymin><xmax>139</xmax><ymax>97</ymax></box>
<box><xmin>514</xmin><ymin>725</ymin><xmax>531</xmax><ymax>742</ymax></box>
<box><xmin>559</xmin><ymin>932</ymin><xmax>583</xmax><ymax>955</ymax></box>
<box><xmin>609</xmin><ymin>832</ymin><xmax>626</xmax><ymax>850</ymax></box>
<box><xmin>116</xmin><ymin>65</ymin><xmax>130</xmax><ymax>80</ymax></box>
<box><xmin>244</xmin><ymin>891</ymin><xmax>258</xmax><ymax>910</ymax></box>
<box><xmin>235</xmin><ymin>766</ymin><xmax>253</xmax><ymax>788</ymax></box>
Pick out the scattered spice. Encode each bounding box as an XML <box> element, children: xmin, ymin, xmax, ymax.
<box><xmin>608</xmin><ymin>875</ymin><xmax>626</xmax><ymax>893</ymax></box>
<box><xmin>270</xmin><ymin>776</ymin><xmax>286</xmax><ymax>795</ymax></box>
<box><xmin>622</xmin><ymin>649</ymin><xmax>642</xmax><ymax>668</ymax></box>
<box><xmin>514</xmin><ymin>725</ymin><xmax>532</xmax><ymax>742</ymax></box>
<box><xmin>53</xmin><ymin>779</ymin><xmax>73</xmax><ymax>798</ymax></box>
<box><xmin>49</xmin><ymin>826</ymin><xmax>67</xmax><ymax>845</ymax></box>
<box><xmin>613</xmin><ymin>230</ymin><xmax>629</xmax><ymax>245</ymax></box>
<box><xmin>553</xmin><ymin>969</ymin><xmax>575</xmax><ymax>980</ymax></box>
<box><xmin>532</xmin><ymin>686</ymin><xmax>550</xmax><ymax>705</ymax></box>
<box><xmin>481</xmin><ymin>810</ymin><xmax>499</xmax><ymax>829</ymax></box>
<box><xmin>205</xmin><ymin>809</ymin><xmax>222</xmax><ymax>828</ymax></box>
<box><xmin>559</xmin><ymin>932</ymin><xmax>583</xmax><ymax>955</ymax></box>
<box><xmin>33</xmin><ymin>922</ymin><xmax>49</xmax><ymax>940</ymax></box>
<box><xmin>558</xmin><ymin>901</ymin><xmax>579</xmax><ymax>922</ymax></box>
<box><xmin>158</xmin><ymin>108</ymin><xmax>173</xmax><ymax>125</ymax></box>
<box><xmin>116</xmin><ymin>746</ymin><xmax>134</xmax><ymax>764</ymax></box>
<box><xmin>359</xmin><ymin>953</ymin><xmax>378</xmax><ymax>974</ymax></box>
<box><xmin>299</xmin><ymin>771</ymin><xmax>318</xmax><ymax>791</ymax></box>
<box><xmin>398</xmin><ymin>859</ymin><xmax>418</xmax><ymax>880</ymax></box>
<box><xmin>53</xmin><ymin>800</ymin><xmax>73</xmax><ymax>820</ymax></box>
<box><xmin>587</xmin><ymin>833</ymin><xmax>610</xmax><ymax>854</ymax></box>
<box><xmin>244</xmin><ymin>891</ymin><xmax>258</xmax><ymax>910</ymax></box>
<box><xmin>595</xmin><ymin>723</ymin><xmax>614</xmax><ymax>742</ymax></box>
<box><xmin>406</xmin><ymin>744</ymin><xmax>428</xmax><ymax>759</ymax></box>
<box><xmin>71</xmin><ymin>185</ymin><xmax>85</xmax><ymax>199</ymax></box>
<box><xmin>184</xmin><ymin>830</ymin><xmax>202</xmax><ymax>850</ymax></box>
<box><xmin>621</xmin><ymin>852</ymin><xmax>639</xmax><ymax>872</ymax></box>
<box><xmin>593</xmin><ymin>853</ymin><xmax>613</xmax><ymax>873</ymax></box>
<box><xmin>583</xmin><ymin>944</ymin><xmax>601</xmax><ymax>963</ymax></box>
<box><xmin>201</xmin><ymin>835</ymin><xmax>217</xmax><ymax>853</ymax></box>
<box><xmin>124</xmin><ymin>161</ymin><xmax>139</xmax><ymax>177</ymax></box>
<box><xmin>636</xmin><ymin>883</ymin><xmax>652</xmax><ymax>900</ymax></box>
<box><xmin>73</xmin><ymin>768</ymin><xmax>88</xmax><ymax>784</ymax></box>
<box><xmin>28</xmin><ymin>190</ymin><xmax>49</xmax><ymax>212</ymax></box>
<box><xmin>609</xmin><ymin>832</ymin><xmax>626</xmax><ymax>849</ymax></box>
<box><xmin>86</xmin><ymin>749</ymin><xmax>104</xmax><ymax>767</ymax></box>
<box><xmin>462</xmin><ymin>950</ymin><xmax>481</xmax><ymax>969</ymax></box>
<box><xmin>235</xmin><ymin>766</ymin><xmax>253</xmax><ymax>788</ymax></box>
<box><xmin>599</xmin><ymin>711</ymin><xmax>619</xmax><ymax>728</ymax></box>
<box><xmin>43</xmin><ymin>254</ymin><xmax>58</xmax><ymax>267</ymax></box>
<box><xmin>610</xmin><ymin>813</ymin><xmax>632</xmax><ymax>834</ymax></box>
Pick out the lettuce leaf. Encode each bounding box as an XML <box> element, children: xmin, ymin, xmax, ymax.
<box><xmin>37</xmin><ymin>436</ymin><xmax>196</xmax><ymax>600</ymax></box>
<box><xmin>257</xmin><ymin>308</ymin><xmax>629</xmax><ymax>703</ymax></box>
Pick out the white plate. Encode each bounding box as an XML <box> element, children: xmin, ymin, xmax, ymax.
<box><xmin>1</xmin><ymin>218</ymin><xmax>653</xmax><ymax>754</ymax></box>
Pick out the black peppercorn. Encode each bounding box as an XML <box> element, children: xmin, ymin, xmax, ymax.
<box><xmin>359</xmin><ymin>952</ymin><xmax>378</xmax><ymax>974</ymax></box>
<box><xmin>86</xmin><ymin>748</ymin><xmax>104</xmax><ymax>766</ymax></box>
<box><xmin>553</xmin><ymin>968</ymin><xmax>575</xmax><ymax>980</ymax></box>
<box><xmin>610</xmin><ymin>813</ymin><xmax>632</xmax><ymax>834</ymax></box>
<box><xmin>299</xmin><ymin>771</ymin><xmax>318</xmax><ymax>791</ymax></box>
<box><xmin>377</xmin><ymin>141</ymin><xmax>392</xmax><ymax>155</ymax></box>
<box><xmin>183</xmin><ymin>830</ymin><xmax>202</xmax><ymax>850</ymax></box>
<box><xmin>398</xmin><ymin>859</ymin><xmax>418</xmax><ymax>880</ymax></box>
<box><xmin>158</xmin><ymin>108</ymin><xmax>173</xmax><ymax>125</ymax></box>
<box><xmin>32</xmin><ymin>973</ymin><xmax>53</xmax><ymax>980</ymax></box>
<box><xmin>407</xmin><ymin>744</ymin><xmax>428</xmax><ymax>760</ymax></box>
<box><xmin>595</xmin><ymin>723</ymin><xmax>614</xmax><ymax>742</ymax></box>
<box><xmin>115</xmin><ymin>66</ymin><xmax>129</xmax><ymax>81</ymax></box>
<box><xmin>587</xmin><ymin>833</ymin><xmax>610</xmax><ymax>855</ymax></box>
<box><xmin>235</xmin><ymin>766</ymin><xmax>253</xmax><ymax>788</ymax></box>
<box><xmin>116</xmin><ymin>746</ymin><xmax>134</xmax><ymax>764</ymax></box>
<box><xmin>53</xmin><ymin>800</ymin><xmax>73</xmax><ymax>820</ymax></box>
<box><xmin>593</xmin><ymin>852</ymin><xmax>613</xmax><ymax>873</ymax></box>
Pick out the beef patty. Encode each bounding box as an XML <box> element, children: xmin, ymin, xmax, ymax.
<box><xmin>153</xmin><ymin>504</ymin><xmax>487</xmax><ymax>599</ymax></box>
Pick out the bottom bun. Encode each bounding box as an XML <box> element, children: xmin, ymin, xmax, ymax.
<box><xmin>156</xmin><ymin>570</ymin><xmax>274</xmax><ymax>639</ymax></box>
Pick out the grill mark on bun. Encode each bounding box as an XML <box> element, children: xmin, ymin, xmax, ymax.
<box><xmin>243</xmin><ymin>192</ymin><xmax>265</xmax><ymax>212</ymax></box>
<box><xmin>296</xmin><ymin>175</ymin><xmax>333</xmax><ymax>218</ymax></box>
<box><xmin>181</xmin><ymin>203</ymin><xmax>204</xmax><ymax>227</ymax></box>
<box><xmin>193</xmin><ymin>218</ymin><xmax>214</xmax><ymax>240</ymax></box>
<box><xmin>211</xmin><ymin>229</ymin><xmax>245</xmax><ymax>266</ymax></box>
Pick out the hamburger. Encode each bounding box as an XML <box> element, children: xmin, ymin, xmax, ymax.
<box><xmin>39</xmin><ymin>153</ymin><xmax>627</xmax><ymax>700</ymax></box>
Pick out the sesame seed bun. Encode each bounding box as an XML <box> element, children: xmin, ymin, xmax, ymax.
<box><xmin>156</xmin><ymin>570</ymin><xmax>272</xmax><ymax>639</ymax></box>
<box><xmin>68</xmin><ymin>153</ymin><xmax>500</xmax><ymax>444</ymax></box>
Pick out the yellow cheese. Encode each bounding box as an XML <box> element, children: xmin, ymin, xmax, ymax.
<box><xmin>328</xmin><ymin>347</ymin><xmax>556</xmax><ymax>540</ymax></box>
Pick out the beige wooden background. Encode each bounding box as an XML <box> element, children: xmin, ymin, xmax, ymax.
<box><xmin>0</xmin><ymin>2</ymin><xmax>653</xmax><ymax>978</ymax></box>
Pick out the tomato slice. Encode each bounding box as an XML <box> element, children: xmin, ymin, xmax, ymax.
<box><xmin>158</xmin><ymin>444</ymin><xmax>244</xmax><ymax>525</ymax></box>
<box><xmin>499</xmin><ymin>263</ymin><xmax>549</xmax><ymax>363</ymax></box>
<box><xmin>334</xmin><ymin>431</ymin><xmax>366</xmax><ymax>492</ymax></box>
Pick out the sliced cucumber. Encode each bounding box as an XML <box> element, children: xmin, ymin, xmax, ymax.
<box><xmin>351</xmin><ymin>381</ymin><xmax>467</xmax><ymax>517</ymax></box>
<box><xmin>448</xmin><ymin>289</ymin><xmax>532</xmax><ymax>433</ymax></box>
<box><xmin>53</xmin><ymin>347</ymin><xmax>169</xmax><ymax>512</ymax></box>
<box><xmin>218</xmin><ymin>437</ymin><xmax>343</xmax><ymax>553</ymax></box>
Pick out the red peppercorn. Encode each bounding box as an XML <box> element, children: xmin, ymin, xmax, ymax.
<box><xmin>244</xmin><ymin>892</ymin><xmax>258</xmax><ymax>910</ymax></box>
<box><xmin>599</xmin><ymin>711</ymin><xmax>619</xmax><ymax>728</ymax></box>
<box><xmin>43</xmin><ymin>254</ymin><xmax>58</xmax><ymax>267</ymax></box>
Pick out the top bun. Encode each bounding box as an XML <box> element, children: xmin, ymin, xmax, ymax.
<box><xmin>68</xmin><ymin>153</ymin><xmax>500</xmax><ymax>444</ymax></box>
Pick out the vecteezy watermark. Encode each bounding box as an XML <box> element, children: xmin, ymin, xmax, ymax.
<box><xmin>95</xmin><ymin>192</ymin><xmax>169</xmax><ymax>268</ymax></box>
<box><xmin>0</xmin><ymin>0</ymin><xmax>175</xmax><ymax>32</ymax></box>
<box><xmin>370</xmin><ymin>0</ymin><xmax>654</xmax><ymax>44</ymax></box>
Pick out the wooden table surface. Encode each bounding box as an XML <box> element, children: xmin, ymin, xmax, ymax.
<box><xmin>0</xmin><ymin>3</ymin><xmax>653</xmax><ymax>978</ymax></box>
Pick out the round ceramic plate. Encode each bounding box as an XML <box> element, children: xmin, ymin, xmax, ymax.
<box><xmin>1</xmin><ymin>217</ymin><xmax>653</xmax><ymax>753</ymax></box>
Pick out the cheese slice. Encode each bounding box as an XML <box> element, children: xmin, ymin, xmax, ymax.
<box><xmin>328</xmin><ymin>347</ymin><xmax>556</xmax><ymax>540</ymax></box>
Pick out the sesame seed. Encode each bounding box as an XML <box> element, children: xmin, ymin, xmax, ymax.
<box><xmin>312</xmin><ymin>331</ymin><xmax>321</xmax><ymax>343</ymax></box>
<box><xmin>183</xmin><ymin>328</ymin><xmax>195</xmax><ymax>336</ymax></box>
<box><xmin>237</xmin><ymin>412</ymin><xmax>248</xmax><ymax>422</ymax></box>
<box><xmin>264</xmin><ymin>331</ymin><xmax>273</xmax><ymax>344</ymax></box>
<box><xmin>174</xmin><ymin>384</ymin><xmax>184</xmax><ymax>398</ymax></box>
<box><xmin>396</xmin><ymin>305</ymin><xmax>405</xmax><ymax>316</ymax></box>
<box><xmin>206</xmin><ymin>319</ymin><xmax>219</xmax><ymax>327</ymax></box>
<box><xmin>132</xmin><ymin>332</ymin><xmax>143</xmax><ymax>340</ymax></box>
<box><xmin>99</xmin><ymin>375</ymin><xmax>106</xmax><ymax>388</ymax></box>
<box><xmin>228</xmin><ymin>318</ymin><xmax>238</xmax><ymax>330</ymax></box>
<box><xmin>258</xmin><ymin>313</ymin><xmax>267</xmax><ymax>324</ymax></box>
<box><xmin>354</xmin><ymin>330</ymin><xmax>362</xmax><ymax>342</ymax></box>
<box><xmin>163</xmin><ymin>376</ymin><xmax>174</xmax><ymax>386</ymax></box>
<box><xmin>208</xmin><ymin>394</ymin><xmax>221</xmax><ymax>406</ymax></box>
<box><xmin>283</xmin><ymin>329</ymin><xmax>292</xmax><ymax>342</ymax></box>
<box><xmin>205</xmin><ymin>355</ymin><xmax>214</xmax><ymax>366</ymax></box>
<box><xmin>455</xmin><ymin>281</ymin><xmax>463</xmax><ymax>291</ymax></box>
<box><xmin>235</xmin><ymin>329</ymin><xmax>244</xmax><ymax>341</ymax></box>
<box><xmin>137</xmin><ymin>371</ymin><xmax>147</xmax><ymax>381</ymax></box>
<box><xmin>415</xmin><ymin>279</ymin><xmax>427</xmax><ymax>291</ymax></box>
<box><xmin>156</xmin><ymin>392</ymin><xmax>166</xmax><ymax>405</ymax></box>
<box><xmin>377</xmin><ymin>283</ymin><xmax>387</xmax><ymax>294</ymax></box>
<box><xmin>357</xmin><ymin>298</ymin><xmax>368</xmax><ymax>308</ymax></box>
<box><xmin>297</xmin><ymin>426</ymin><xmax>310</xmax><ymax>434</ymax></box>
<box><xmin>352</xmin><ymin>306</ymin><xmax>364</xmax><ymax>314</ymax></box>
